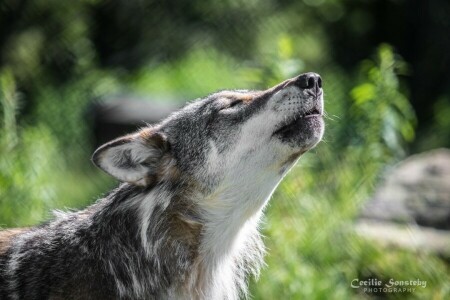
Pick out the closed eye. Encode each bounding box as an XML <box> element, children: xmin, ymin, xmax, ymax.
<box><xmin>229</xmin><ymin>100</ymin><xmax>242</xmax><ymax>108</ymax></box>
<box><xmin>219</xmin><ymin>99</ymin><xmax>243</xmax><ymax>111</ymax></box>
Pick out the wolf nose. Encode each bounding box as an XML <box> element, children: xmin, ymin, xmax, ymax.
<box><xmin>296</xmin><ymin>72</ymin><xmax>322</xmax><ymax>90</ymax></box>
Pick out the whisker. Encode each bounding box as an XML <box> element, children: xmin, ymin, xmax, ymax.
<box><xmin>323</xmin><ymin>111</ymin><xmax>340</xmax><ymax>122</ymax></box>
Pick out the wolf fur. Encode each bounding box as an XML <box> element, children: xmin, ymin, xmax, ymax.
<box><xmin>0</xmin><ymin>73</ymin><xmax>324</xmax><ymax>299</ymax></box>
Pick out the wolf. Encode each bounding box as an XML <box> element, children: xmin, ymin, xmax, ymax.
<box><xmin>0</xmin><ymin>73</ymin><xmax>324</xmax><ymax>300</ymax></box>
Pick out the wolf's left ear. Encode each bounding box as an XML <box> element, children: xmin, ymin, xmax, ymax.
<box><xmin>92</xmin><ymin>129</ymin><xmax>170</xmax><ymax>186</ymax></box>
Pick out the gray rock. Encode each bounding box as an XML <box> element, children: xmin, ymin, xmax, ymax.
<box><xmin>355</xmin><ymin>220</ymin><xmax>450</xmax><ymax>260</ymax></box>
<box><xmin>361</xmin><ymin>148</ymin><xmax>450</xmax><ymax>230</ymax></box>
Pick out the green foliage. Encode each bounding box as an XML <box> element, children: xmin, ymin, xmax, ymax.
<box><xmin>0</xmin><ymin>69</ymin><xmax>18</xmax><ymax>147</ymax></box>
<box><xmin>246</xmin><ymin>45</ymin><xmax>448</xmax><ymax>299</ymax></box>
<box><xmin>415</xmin><ymin>95</ymin><xmax>450</xmax><ymax>152</ymax></box>
<box><xmin>129</xmin><ymin>49</ymin><xmax>245</xmax><ymax>99</ymax></box>
<box><xmin>0</xmin><ymin>69</ymin><xmax>114</xmax><ymax>227</ymax></box>
<box><xmin>350</xmin><ymin>44</ymin><xmax>416</xmax><ymax>161</ymax></box>
<box><xmin>241</xmin><ymin>34</ymin><xmax>303</xmax><ymax>87</ymax></box>
<box><xmin>34</xmin><ymin>70</ymin><xmax>121</xmax><ymax>161</ymax></box>
<box><xmin>0</xmin><ymin>69</ymin><xmax>60</xmax><ymax>226</ymax></box>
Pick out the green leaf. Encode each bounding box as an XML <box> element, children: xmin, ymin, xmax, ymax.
<box><xmin>350</xmin><ymin>83</ymin><xmax>375</xmax><ymax>104</ymax></box>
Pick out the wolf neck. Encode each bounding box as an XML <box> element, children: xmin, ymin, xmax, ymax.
<box><xmin>192</xmin><ymin>172</ymin><xmax>283</xmax><ymax>299</ymax></box>
<box><xmin>115</xmin><ymin>171</ymin><xmax>282</xmax><ymax>298</ymax></box>
<box><xmin>201</xmin><ymin>170</ymin><xmax>282</xmax><ymax>246</ymax></box>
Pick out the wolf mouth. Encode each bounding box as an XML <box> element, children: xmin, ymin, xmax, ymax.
<box><xmin>273</xmin><ymin>107</ymin><xmax>322</xmax><ymax>136</ymax></box>
<box><xmin>301</xmin><ymin>107</ymin><xmax>321</xmax><ymax>118</ymax></box>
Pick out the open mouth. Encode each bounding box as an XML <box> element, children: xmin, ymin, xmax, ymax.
<box><xmin>273</xmin><ymin>106</ymin><xmax>322</xmax><ymax>136</ymax></box>
<box><xmin>301</xmin><ymin>107</ymin><xmax>321</xmax><ymax>118</ymax></box>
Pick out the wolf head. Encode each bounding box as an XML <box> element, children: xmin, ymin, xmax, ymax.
<box><xmin>92</xmin><ymin>72</ymin><xmax>324</xmax><ymax>203</ymax></box>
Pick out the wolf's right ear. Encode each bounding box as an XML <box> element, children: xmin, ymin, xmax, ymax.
<box><xmin>92</xmin><ymin>129</ymin><xmax>169</xmax><ymax>186</ymax></box>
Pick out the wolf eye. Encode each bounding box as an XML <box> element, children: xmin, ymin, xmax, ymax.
<box><xmin>229</xmin><ymin>100</ymin><xmax>242</xmax><ymax>108</ymax></box>
<box><xmin>220</xmin><ymin>100</ymin><xmax>242</xmax><ymax>111</ymax></box>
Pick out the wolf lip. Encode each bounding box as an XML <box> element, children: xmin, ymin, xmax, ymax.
<box><xmin>302</xmin><ymin>108</ymin><xmax>321</xmax><ymax>117</ymax></box>
<box><xmin>274</xmin><ymin>108</ymin><xmax>322</xmax><ymax>136</ymax></box>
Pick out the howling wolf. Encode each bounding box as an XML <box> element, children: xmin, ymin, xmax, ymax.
<box><xmin>0</xmin><ymin>73</ymin><xmax>324</xmax><ymax>299</ymax></box>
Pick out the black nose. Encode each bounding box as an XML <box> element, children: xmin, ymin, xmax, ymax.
<box><xmin>295</xmin><ymin>72</ymin><xmax>322</xmax><ymax>90</ymax></box>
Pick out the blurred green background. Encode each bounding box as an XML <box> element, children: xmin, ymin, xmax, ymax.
<box><xmin>0</xmin><ymin>0</ymin><xmax>449</xmax><ymax>299</ymax></box>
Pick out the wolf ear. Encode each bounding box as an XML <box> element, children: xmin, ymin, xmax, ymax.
<box><xmin>92</xmin><ymin>130</ymin><xmax>169</xmax><ymax>186</ymax></box>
